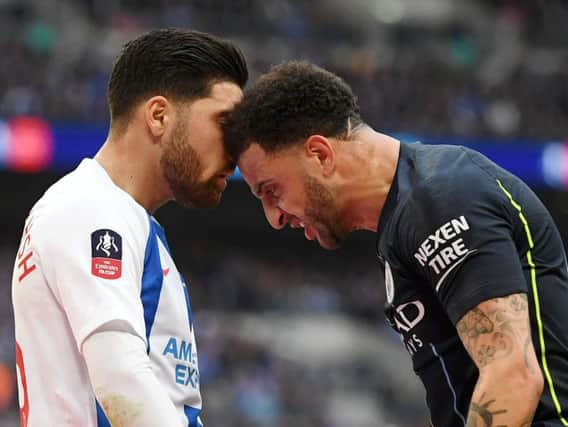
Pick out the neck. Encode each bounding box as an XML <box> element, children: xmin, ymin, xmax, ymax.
<box><xmin>335</xmin><ymin>127</ymin><xmax>400</xmax><ymax>233</ymax></box>
<box><xmin>94</xmin><ymin>127</ymin><xmax>172</xmax><ymax>213</ymax></box>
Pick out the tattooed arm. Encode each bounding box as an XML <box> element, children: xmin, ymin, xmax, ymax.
<box><xmin>456</xmin><ymin>293</ymin><xmax>544</xmax><ymax>427</ymax></box>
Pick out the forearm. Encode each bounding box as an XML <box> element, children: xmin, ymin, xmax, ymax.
<box><xmin>466</xmin><ymin>366</ymin><xmax>541</xmax><ymax>426</ymax></box>
<box><xmin>83</xmin><ymin>330</ymin><xmax>183</xmax><ymax>427</ymax></box>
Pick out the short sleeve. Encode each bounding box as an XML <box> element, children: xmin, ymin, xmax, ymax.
<box><xmin>35</xmin><ymin>202</ymin><xmax>149</xmax><ymax>351</ymax></box>
<box><xmin>396</xmin><ymin>172</ymin><xmax>528</xmax><ymax>325</ymax></box>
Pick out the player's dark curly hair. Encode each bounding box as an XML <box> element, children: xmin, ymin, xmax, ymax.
<box><xmin>108</xmin><ymin>28</ymin><xmax>248</xmax><ymax>125</ymax></box>
<box><xmin>223</xmin><ymin>61</ymin><xmax>362</xmax><ymax>159</ymax></box>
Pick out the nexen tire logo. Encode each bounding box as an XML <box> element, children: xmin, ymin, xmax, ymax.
<box><xmin>413</xmin><ymin>215</ymin><xmax>470</xmax><ymax>275</ymax></box>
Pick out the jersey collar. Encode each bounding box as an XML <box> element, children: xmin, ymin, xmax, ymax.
<box><xmin>375</xmin><ymin>142</ymin><xmax>416</xmax><ymax>242</ymax></box>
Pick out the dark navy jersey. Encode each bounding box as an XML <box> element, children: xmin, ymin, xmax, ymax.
<box><xmin>376</xmin><ymin>142</ymin><xmax>568</xmax><ymax>427</ymax></box>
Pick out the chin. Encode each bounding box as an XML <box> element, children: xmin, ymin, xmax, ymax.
<box><xmin>175</xmin><ymin>189</ymin><xmax>223</xmax><ymax>209</ymax></box>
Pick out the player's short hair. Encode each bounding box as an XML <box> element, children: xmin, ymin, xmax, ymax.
<box><xmin>108</xmin><ymin>28</ymin><xmax>248</xmax><ymax>125</ymax></box>
<box><xmin>224</xmin><ymin>60</ymin><xmax>362</xmax><ymax>159</ymax></box>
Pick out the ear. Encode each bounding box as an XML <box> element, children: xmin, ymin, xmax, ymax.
<box><xmin>304</xmin><ymin>135</ymin><xmax>335</xmax><ymax>176</ymax></box>
<box><xmin>144</xmin><ymin>96</ymin><xmax>171</xmax><ymax>140</ymax></box>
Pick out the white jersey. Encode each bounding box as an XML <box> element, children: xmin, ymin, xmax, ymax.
<box><xmin>12</xmin><ymin>159</ymin><xmax>202</xmax><ymax>427</ymax></box>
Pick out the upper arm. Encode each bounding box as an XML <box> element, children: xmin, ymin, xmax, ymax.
<box><xmin>37</xmin><ymin>201</ymin><xmax>149</xmax><ymax>350</ymax></box>
<box><xmin>456</xmin><ymin>293</ymin><xmax>537</xmax><ymax>373</ymax></box>
<box><xmin>398</xmin><ymin>172</ymin><xmax>529</xmax><ymax>324</ymax></box>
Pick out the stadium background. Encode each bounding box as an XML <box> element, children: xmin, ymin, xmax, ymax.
<box><xmin>1</xmin><ymin>0</ymin><xmax>568</xmax><ymax>426</ymax></box>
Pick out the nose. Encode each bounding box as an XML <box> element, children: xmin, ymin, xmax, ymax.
<box><xmin>262</xmin><ymin>201</ymin><xmax>288</xmax><ymax>230</ymax></box>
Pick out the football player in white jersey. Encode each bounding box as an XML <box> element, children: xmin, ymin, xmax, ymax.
<box><xmin>11</xmin><ymin>29</ymin><xmax>247</xmax><ymax>427</ymax></box>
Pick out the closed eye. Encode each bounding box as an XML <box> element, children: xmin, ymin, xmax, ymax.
<box><xmin>265</xmin><ymin>186</ymin><xmax>280</xmax><ymax>201</ymax></box>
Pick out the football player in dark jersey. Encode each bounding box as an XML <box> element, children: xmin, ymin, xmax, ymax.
<box><xmin>224</xmin><ymin>61</ymin><xmax>568</xmax><ymax>427</ymax></box>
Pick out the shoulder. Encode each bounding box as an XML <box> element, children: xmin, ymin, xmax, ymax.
<box><xmin>30</xmin><ymin>161</ymin><xmax>150</xmax><ymax>256</ymax></box>
<box><xmin>388</xmin><ymin>146</ymin><xmax>511</xmax><ymax>260</ymax></box>
<box><xmin>406</xmin><ymin>145</ymin><xmax>507</xmax><ymax>219</ymax></box>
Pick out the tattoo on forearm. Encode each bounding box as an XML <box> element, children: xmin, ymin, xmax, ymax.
<box><xmin>466</xmin><ymin>393</ymin><xmax>507</xmax><ymax>426</ymax></box>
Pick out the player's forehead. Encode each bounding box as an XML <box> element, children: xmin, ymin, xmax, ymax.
<box><xmin>238</xmin><ymin>144</ymin><xmax>299</xmax><ymax>194</ymax></box>
<box><xmin>238</xmin><ymin>144</ymin><xmax>270</xmax><ymax>191</ymax></box>
<box><xmin>191</xmin><ymin>81</ymin><xmax>243</xmax><ymax>112</ymax></box>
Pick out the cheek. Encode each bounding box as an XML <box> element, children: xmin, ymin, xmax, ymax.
<box><xmin>208</xmin><ymin>135</ymin><xmax>226</xmax><ymax>162</ymax></box>
<box><xmin>201</xmin><ymin>142</ymin><xmax>226</xmax><ymax>177</ymax></box>
<box><xmin>280</xmin><ymin>193</ymin><xmax>307</xmax><ymax>216</ymax></box>
<box><xmin>192</xmin><ymin>126</ymin><xmax>225</xmax><ymax>162</ymax></box>
<box><xmin>184</xmin><ymin>138</ymin><xmax>225</xmax><ymax>182</ymax></box>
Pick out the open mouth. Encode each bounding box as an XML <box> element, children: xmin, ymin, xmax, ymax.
<box><xmin>289</xmin><ymin>218</ymin><xmax>318</xmax><ymax>242</ymax></box>
<box><xmin>301</xmin><ymin>222</ymin><xmax>317</xmax><ymax>241</ymax></box>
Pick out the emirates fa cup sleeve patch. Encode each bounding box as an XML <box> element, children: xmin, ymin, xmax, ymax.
<box><xmin>91</xmin><ymin>229</ymin><xmax>122</xmax><ymax>279</ymax></box>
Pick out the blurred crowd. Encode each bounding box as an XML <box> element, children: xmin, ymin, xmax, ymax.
<box><xmin>0</xmin><ymin>0</ymin><xmax>567</xmax><ymax>138</ymax></box>
<box><xmin>0</xmin><ymin>249</ymin><xmax>14</xmax><ymax>427</ymax></box>
<box><xmin>2</xmin><ymin>0</ymin><xmax>568</xmax><ymax>425</ymax></box>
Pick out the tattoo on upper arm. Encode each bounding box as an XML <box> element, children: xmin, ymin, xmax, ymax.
<box><xmin>456</xmin><ymin>294</ymin><xmax>532</xmax><ymax>369</ymax></box>
<box><xmin>510</xmin><ymin>293</ymin><xmax>528</xmax><ymax>312</ymax></box>
<box><xmin>459</xmin><ymin>295</ymin><xmax>538</xmax><ymax>427</ymax></box>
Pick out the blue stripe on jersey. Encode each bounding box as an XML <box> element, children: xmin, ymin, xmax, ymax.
<box><xmin>151</xmin><ymin>217</ymin><xmax>171</xmax><ymax>253</ymax></box>
<box><xmin>184</xmin><ymin>405</ymin><xmax>202</xmax><ymax>427</ymax></box>
<box><xmin>151</xmin><ymin>216</ymin><xmax>194</xmax><ymax>332</ymax></box>
<box><xmin>181</xmin><ymin>277</ymin><xmax>194</xmax><ymax>331</ymax></box>
<box><xmin>430</xmin><ymin>343</ymin><xmax>466</xmax><ymax>425</ymax></box>
<box><xmin>141</xmin><ymin>216</ymin><xmax>165</xmax><ymax>353</ymax></box>
<box><xmin>96</xmin><ymin>400</ymin><xmax>111</xmax><ymax>427</ymax></box>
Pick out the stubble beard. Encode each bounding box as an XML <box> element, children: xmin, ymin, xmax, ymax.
<box><xmin>303</xmin><ymin>174</ymin><xmax>346</xmax><ymax>249</ymax></box>
<box><xmin>160</xmin><ymin>120</ymin><xmax>222</xmax><ymax>209</ymax></box>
